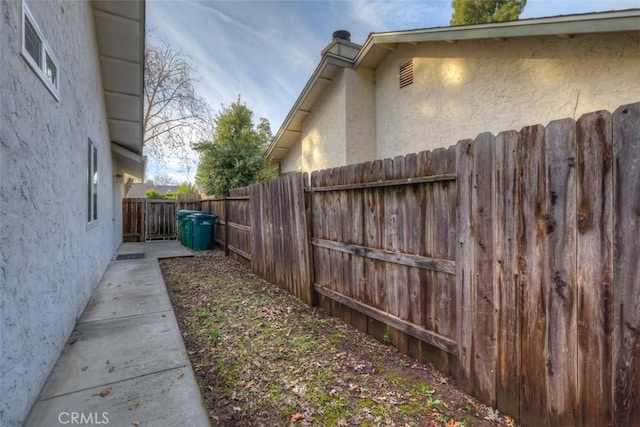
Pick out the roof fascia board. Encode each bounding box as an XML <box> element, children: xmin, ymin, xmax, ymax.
<box><xmin>354</xmin><ymin>10</ymin><xmax>640</xmax><ymax>67</ymax></box>
<box><xmin>111</xmin><ymin>142</ymin><xmax>145</xmax><ymax>163</ymax></box>
<box><xmin>111</xmin><ymin>142</ymin><xmax>146</xmax><ymax>178</ymax></box>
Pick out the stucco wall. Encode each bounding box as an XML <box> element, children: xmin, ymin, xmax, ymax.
<box><xmin>375</xmin><ymin>32</ymin><xmax>640</xmax><ymax>159</ymax></box>
<box><xmin>279</xmin><ymin>140</ymin><xmax>302</xmax><ymax>173</ymax></box>
<box><xmin>0</xmin><ymin>1</ymin><xmax>117</xmax><ymax>425</ymax></box>
<box><xmin>279</xmin><ymin>67</ymin><xmax>377</xmax><ymax>175</ymax></box>
<box><xmin>345</xmin><ymin>68</ymin><xmax>376</xmax><ymax>165</ymax></box>
<box><xmin>299</xmin><ymin>69</ymin><xmax>347</xmax><ymax>173</ymax></box>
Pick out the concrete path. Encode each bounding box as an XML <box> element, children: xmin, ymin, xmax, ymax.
<box><xmin>24</xmin><ymin>241</ymin><xmax>211</xmax><ymax>427</ymax></box>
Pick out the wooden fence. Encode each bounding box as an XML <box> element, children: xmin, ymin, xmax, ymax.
<box><xmin>145</xmin><ymin>199</ymin><xmax>176</xmax><ymax>240</ymax></box>
<box><xmin>122</xmin><ymin>196</ymin><xmax>190</xmax><ymax>242</ymax></box>
<box><xmin>174</xmin><ymin>103</ymin><xmax>640</xmax><ymax>426</ymax></box>
<box><xmin>122</xmin><ymin>198</ymin><xmax>145</xmax><ymax>242</ymax></box>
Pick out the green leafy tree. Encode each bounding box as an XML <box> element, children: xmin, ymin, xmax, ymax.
<box><xmin>450</xmin><ymin>0</ymin><xmax>526</xmax><ymax>25</ymax></box>
<box><xmin>146</xmin><ymin>189</ymin><xmax>164</xmax><ymax>199</ymax></box>
<box><xmin>176</xmin><ymin>182</ymin><xmax>198</xmax><ymax>195</ymax></box>
<box><xmin>195</xmin><ymin>99</ymin><xmax>274</xmax><ymax>197</ymax></box>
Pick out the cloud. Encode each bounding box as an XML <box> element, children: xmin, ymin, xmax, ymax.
<box><xmin>343</xmin><ymin>0</ymin><xmax>451</xmax><ymax>34</ymax></box>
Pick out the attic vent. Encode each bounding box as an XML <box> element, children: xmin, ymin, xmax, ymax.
<box><xmin>399</xmin><ymin>60</ymin><xmax>414</xmax><ymax>88</ymax></box>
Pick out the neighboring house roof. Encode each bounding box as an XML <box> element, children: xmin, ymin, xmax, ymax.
<box><xmin>126</xmin><ymin>183</ymin><xmax>148</xmax><ymax>198</ymax></box>
<box><xmin>266</xmin><ymin>9</ymin><xmax>640</xmax><ymax>165</ymax></box>
<box><xmin>92</xmin><ymin>1</ymin><xmax>146</xmax><ymax>179</ymax></box>
<box><xmin>126</xmin><ymin>183</ymin><xmax>182</xmax><ymax>198</ymax></box>
<box><xmin>126</xmin><ymin>183</ymin><xmax>203</xmax><ymax>198</ymax></box>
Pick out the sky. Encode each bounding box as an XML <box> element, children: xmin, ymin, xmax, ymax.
<box><xmin>145</xmin><ymin>0</ymin><xmax>639</xmax><ymax>183</ymax></box>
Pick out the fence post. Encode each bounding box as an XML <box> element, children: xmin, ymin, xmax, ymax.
<box><xmin>303</xmin><ymin>173</ymin><xmax>317</xmax><ymax>306</ymax></box>
<box><xmin>224</xmin><ymin>196</ymin><xmax>230</xmax><ymax>256</ymax></box>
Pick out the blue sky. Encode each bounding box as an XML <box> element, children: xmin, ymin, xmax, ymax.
<box><xmin>145</xmin><ymin>0</ymin><xmax>639</xmax><ymax>182</ymax></box>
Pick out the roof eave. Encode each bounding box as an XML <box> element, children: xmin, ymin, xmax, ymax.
<box><xmin>92</xmin><ymin>0</ymin><xmax>146</xmax><ymax>163</ymax></box>
<box><xmin>266</xmin><ymin>54</ymin><xmax>354</xmax><ymax>162</ymax></box>
<box><xmin>355</xmin><ymin>9</ymin><xmax>640</xmax><ymax>68</ymax></box>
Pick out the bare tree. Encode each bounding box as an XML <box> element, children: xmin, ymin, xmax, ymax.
<box><xmin>143</xmin><ymin>37</ymin><xmax>212</xmax><ymax>175</ymax></box>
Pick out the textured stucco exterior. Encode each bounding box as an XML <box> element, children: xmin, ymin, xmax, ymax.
<box><xmin>375</xmin><ymin>32</ymin><xmax>640</xmax><ymax>159</ymax></box>
<box><xmin>300</xmin><ymin>69</ymin><xmax>347</xmax><ymax>172</ymax></box>
<box><xmin>0</xmin><ymin>1</ymin><xmax>124</xmax><ymax>425</ymax></box>
<box><xmin>345</xmin><ymin>68</ymin><xmax>376</xmax><ymax>165</ymax></box>
<box><xmin>280</xmin><ymin>67</ymin><xmax>377</xmax><ymax>174</ymax></box>
<box><xmin>276</xmin><ymin>29</ymin><xmax>639</xmax><ymax>173</ymax></box>
<box><xmin>279</xmin><ymin>139</ymin><xmax>302</xmax><ymax>174</ymax></box>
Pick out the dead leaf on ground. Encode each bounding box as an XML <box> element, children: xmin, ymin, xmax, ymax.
<box><xmin>465</xmin><ymin>396</ymin><xmax>481</xmax><ymax>410</ymax></box>
<box><xmin>92</xmin><ymin>386</ymin><xmax>112</xmax><ymax>398</ymax></box>
<box><xmin>177</xmin><ymin>371</ymin><xmax>184</xmax><ymax>380</ymax></box>
<box><xmin>81</xmin><ymin>366</ymin><xmax>88</xmax><ymax>371</ymax></box>
<box><xmin>132</xmin><ymin>422</ymin><xmax>140</xmax><ymax>426</ymax></box>
<box><xmin>291</xmin><ymin>413</ymin><xmax>303</xmax><ymax>422</ymax></box>
<box><xmin>128</xmin><ymin>401</ymin><xmax>139</xmax><ymax>410</ymax></box>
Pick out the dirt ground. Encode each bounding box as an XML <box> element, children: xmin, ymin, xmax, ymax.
<box><xmin>160</xmin><ymin>250</ymin><xmax>516</xmax><ymax>427</ymax></box>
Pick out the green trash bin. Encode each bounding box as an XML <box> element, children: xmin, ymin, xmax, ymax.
<box><xmin>191</xmin><ymin>214</ymin><xmax>218</xmax><ymax>251</ymax></box>
<box><xmin>177</xmin><ymin>210</ymin><xmax>204</xmax><ymax>246</ymax></box>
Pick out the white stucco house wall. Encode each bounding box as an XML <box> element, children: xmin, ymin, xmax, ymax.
<box><xmin>267</xmin><ymin>10</ymin><xmax>640</xmax><ymax>174</ymax></box>
<box><xmin>0</xmin><ymin>1</ymin><xmax>145</xmax><ymax>425</ymax></box>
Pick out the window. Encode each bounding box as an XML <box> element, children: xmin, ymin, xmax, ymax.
<box><xmin>87</xmin><ymin>139</ymin><xmax>98</xmax><ymax>224</ymax></box>
<box><xmin>22</xmin><ymin>1</ymin><xmax>59</xmax><ymax>99</ymax></box>
<box><xmin>399</xmin><ymin>60</ymin><xmax>414</xmax><ymax>89</ymax></box>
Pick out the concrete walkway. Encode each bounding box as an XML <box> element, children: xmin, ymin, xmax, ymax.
<box><xmin>24</xmin><ymin>241</ymin><xmax>210</xmax><ymax>427</ymax></box>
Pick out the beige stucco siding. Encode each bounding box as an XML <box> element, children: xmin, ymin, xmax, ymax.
<box><xmin>1</xmin><ymin>1</ymin><xmax>120</xmax><ymax>424</ymax></box>
<box><xmin>299</xmin><ymin>69</ymin><xmax>347</xmax><ymax>173</ymax></box>
<box><xmin>375</xmin><ymin>32</ymin><xmax>640</xmax><ymax>159</ymax></box>
<box><xmin>279</xmin><ymin>67</ymin><xmax>377</xmax><ymax>174</ymax></box>
<box><xmin>279</xmin><ymin>139</ymin><xmax>302</xmax><ymax>173</ymax></box>
<box><xmin>345</xmin><ymin>67</ymin><xmax>376</xmax><ymax>165</ymax></box>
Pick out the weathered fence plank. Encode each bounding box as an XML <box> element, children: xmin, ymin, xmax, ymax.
<box><xmin>613</xmin><ymin>102</ymin><xmax>640</xmax><ymax>427</ymax></box>
<box><xmin>456</xmin><ymin>139</ymin><xmax>475</xmax><ymax>394</ymax></box>
<box><xmin>432</xmin><ymin>147</ymin><xmax>456</xmax><ymax>342</ymax></box>
<box><xmin>314</xmin><ymin>284</ymin><xmax>458</xmax><ymax>355</ymax></box>
<box><xmin>518</xmin><ymin>124</ymin><xmax>548</xmax><ymax>427</ymax></box>
<box><xmin>576</xmin><ymin>110</ymin><xmax>614</xmax><ymax>427</ymax></box>
<box><xmin>544</xmin><ymin>118</ymin><xmax>577</xmax><ymax>426</ymax></box>
<box><xmin>495</xmin><ymin>130</ymin><xmax>521</xmax><ymax>420</ymax></box>
<box><xmin>310</xmin><ymin>239</ymin><xmax>455</xmax><ymax>274</ymax></box>
<box><xmin>472</xmin><ymin>132</ymin><xmax>497</xmax><ymax>406</ymax></box>
<box><xmin>349</xmin><ymin>164</ymin><xmax>368</xmax><ymax>332</ymax></box>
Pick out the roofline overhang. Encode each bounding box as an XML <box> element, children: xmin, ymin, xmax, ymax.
<box><xmin>111</xmin><ymin>142</ymin><xmax>146</xmax><ymax>179</ymax></box>
<box><xmin>92</xmin><ymin>0</ymin><xmax>146</xmax><ymax>160</ymax></box>
<box><xmin>265</xmin><ymin>53</ymin><xmax>354</xmax><ymax>161</ymax></box>
<box><xmin>267</xmin><ymin>9</ymin><xmax>640</xmax><ymax>164</ymax></box>
<box><xmin>356</xmin><ymin>9</ymin><xmax>640</xmax><ymax>68</ymax></box>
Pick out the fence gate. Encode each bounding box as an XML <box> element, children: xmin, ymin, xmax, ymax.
<box><xmin>145</xmin><ymin>199</ymin><xmax>177</xmax><ymax>240</ymax></box>
<box><xmin>122</xmin><ymin>198</ymin><xmax>145</xmax><ymax>242</ymax></box>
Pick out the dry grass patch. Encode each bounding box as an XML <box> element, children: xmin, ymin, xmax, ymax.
<box><xmin>160</xmin><ymin>250</ymin><xmax>516</xmax><ymax>427</ymax></box>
